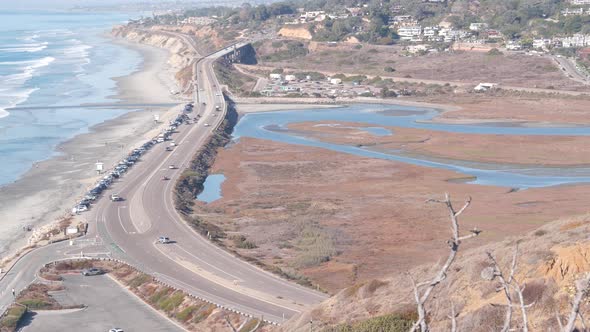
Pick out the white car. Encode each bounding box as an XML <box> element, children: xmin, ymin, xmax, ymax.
<box><xmin>204</xmin><ymin>123</ymin><xmax>210</xmax><ymax>127</ymax></box>
<box><xmin>157</xmin><ymin>236</ymin><xmax>171</xmax><ymax>244</ymax></box>
<box><xmin>109</xmin><ymin>329</ymin><xmax>124</xmax><ymax>332</ymax></box>
<box><xmin>168</xmin><ymin>165</ymin><xmax>177</xmax><ymax>169</ymax></box>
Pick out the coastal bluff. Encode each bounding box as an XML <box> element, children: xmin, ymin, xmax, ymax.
<box><xmin>112</xmin><ymin>25</ymin><xmax>196</xmax><ymax>95</ymax></box>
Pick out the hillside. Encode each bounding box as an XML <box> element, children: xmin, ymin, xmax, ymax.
<box><xmin>283</xmin><ymin>202</ymin><xmax>590</xmax><ymax>331</ymax></box>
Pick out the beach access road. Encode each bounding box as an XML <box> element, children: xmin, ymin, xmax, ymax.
<box><xmin>0</xmin><ymin>39</ymin><xmax>325</xmax><ymax>325</ymax></box>
<box><xmin>19</xmin><ymin>274</ymin><xmax>183</xmax><ymax>332</ymax></box>
<box><xmin>89</xmin><ymin>40</ymin><xmax>327</xmax><ymax>323</ymax></box>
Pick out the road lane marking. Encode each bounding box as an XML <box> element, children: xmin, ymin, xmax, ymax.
<box><xmin>152</xmin><ymin>244</ymin><xmax>301</xmax><ymax>313</ymax></box>
<box><xmin>172</xmin><ymin>243</ymin><xmax>242</xmax><ymax>281</ymax></box>
<box><xmin>117</xmin><ymin>206</ymin><xmax>130</xmax><ymax>234</ymax></box>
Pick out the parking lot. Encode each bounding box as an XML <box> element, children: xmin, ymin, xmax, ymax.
<box><xmin>19</xmin><ymin>275</ymin><xmax>183</xmax><ymax>332</ymax></box>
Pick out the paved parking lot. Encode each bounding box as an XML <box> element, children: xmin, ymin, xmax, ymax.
<box><xmin>20</xmin><ymin>275</ymin><xmax>183</xmax><ymax>332</ymax></box>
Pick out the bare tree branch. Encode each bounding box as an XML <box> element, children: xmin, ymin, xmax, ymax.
<box><xmin>224</xmin><ymin>313</ymin><xmax>238</xmax><ymax>332</ymax></box>
<box><xmin>447</xmin><ymin>301</ymin><xmax>458</xmax><ymax>332</ymax></box>
<box><xmin>487</xmin><ymin>244</ymin><xmax>535</xmax><ymax>332</ymax></box>
<box><xmin>562</xmin><ymin>273</ymin><xmax>590</xmax><ymax>332</ymax></box>
<box><xmin>408</xmin><ymin>193</ymin><xmax>480</xmax><ymax>332</ymax></box>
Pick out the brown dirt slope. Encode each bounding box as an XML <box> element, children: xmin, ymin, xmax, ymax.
<box><xmin>284</xmin><ymin>214</ymin><xmax>590</xmax><ymax>331</ymax></box>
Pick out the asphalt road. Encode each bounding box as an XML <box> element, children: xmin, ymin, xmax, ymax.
<box><xmin>89</xmin><ymin>40</ymin><xmax>326</xmax><ymax>323</ymax></box>
<box><xmin>0</xmin><ymin>38</ymin><xmax>325</xmax><ymax>325</ymax></box>
<box><xmin>552</xmin><ymin>55</ymin><xmax>590</xmax><ymax>86</ymax></box>
<box><xmin>19</xmin><ymin>275</ymin><xmax>183</xmax><ymax>332</ymax></box>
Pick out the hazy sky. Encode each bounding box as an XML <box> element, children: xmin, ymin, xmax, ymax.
<box><xmin>0</xmin><ymin>0</ymin><xmax>177</xmax><ymax>10</ymax></box>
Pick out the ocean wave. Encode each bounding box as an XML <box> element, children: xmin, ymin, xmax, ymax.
<box><xmin>19</xmin><ymin>33</ymin><xmax>40</xmax><ymax>42</ymax></box>
<box><xmin>63</xmin><ymin>44</ymin><xmax>93</xmax><ymax>58</ymax></box>
<box><xmin>0</xmin><ymin>87</ymin><xmax>39</xmax><ymax>119</ymax></box>
<box><xmin>0</xmin><ymin>42</ymin><xmax>48</xmax><ymax>53</ymax></box>
<box><xmin>0</xmin><ymin>57</ymin><xmax>55</xmax><ymax>84</ymax></box>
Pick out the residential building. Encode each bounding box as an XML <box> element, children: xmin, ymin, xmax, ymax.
<box><xmin>561</xmin><ymin>34</ymin><xmax>590</xmax><ymax>47</ymax></box>
<box><xmin>397</xmin><ymin>26</ymin><xmax>422</xmax><ymax>40</ymax></box>
<box><xmin>570</xmin><ymin>0</ymin><xmax>590</xmax><ymax>4</ymax></box>
<box><xmin>474</xmin><ymin>83</ymin><xmax>498</xmax><ymax>92</ymax></box>
<box><xmin>469</xmin><ymin>23</ymin><xmax>488</xmax><ymax>31</ymax></box>
<box><xmin>506</xmin><ymin>40</ymin><xmax>522</xmax><ymax>50</ymax></box>
<box><xmin>562</xmin><ymin>8</ymin><xmax>585</xmax><ymax>16</ymax></box>
<box><xmin>423</xmin><ymin>26</ymin><xmax>439</xmax><ymax>38</ymax></box>
<box><xmin>533</xmin><ymin>38</ymin><xmax>551</xmax><ymax>49</ymax></box>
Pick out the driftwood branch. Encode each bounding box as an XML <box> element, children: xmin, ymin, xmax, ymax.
<box><xmin>408</xmin><ymin>193</ymin><xmax>480</xmax><ymax>332</ymax></box>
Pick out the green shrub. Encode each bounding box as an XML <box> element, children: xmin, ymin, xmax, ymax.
<box><xmin>149</xmin><ymin>288</ymin><xmax>171</xmax><ymax>304</ymax></box>
<box><xmin>18</xmin><ymin>299</ymin><xmax>51</xmax><ymax>309</ymax></box>
<box><xmin>325</xmin><ymin>312</ymin><xmax>416</xmax><ymax>332</ymax></box>
<box><xmin>158</xmin><ymin>292</ymin><xmax>185</xmax><ymax>312</ymax></box>
<box><xmin>176</xmin><ymin>305</ymin><xmax>198</xmax><ymax>322</ymax></box>
<box><xmin>128</xmin><ymin>274</ymin><xmax>152</xmax><ymax>288</ymax></box>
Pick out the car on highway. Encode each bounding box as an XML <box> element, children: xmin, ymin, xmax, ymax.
<box><xmin>204</xmin><ymin>123</ymin><xmax>210</xmax><ymax>127</ymax></box>
<box><xmin>157</xmin><ymin>236</ymin><xmax>171</xmax><ymax>244</ymax></box>
<box><xmin>110</xmin><ymin>194</ymin><xmax>122</xmax><ymax>202</ymax></box>
<box><xmin>161</xmin><ymin>176</ymin><xmax>170</xmax><ymax>181</ymax></box>
<box><xmin>108</xmin><ymin>328</ymin><xmax>124</xmax><ymax>332</ymax></box>
<box><xmin>168</xmin><ymin>165</ymin><xmax>177</xmax><ymax>169</ymax></box>
<box><xmin>81</xmin><ymin>268</ymin><xmax>103</xmax><ymax>276</ymax></box>
<box><xmin>165</xmin><ymin>146</ymin><xmax>172</xmax><ymax>151</ymax></box>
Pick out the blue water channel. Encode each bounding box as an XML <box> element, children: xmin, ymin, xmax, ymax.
<box><xmin>233</xmin><ymin>104</ymin><xmax>590</xmax><ymax>189</ymax></box>
<box><xmin>197</xmin><ymin>174</ymin><xmax>226</xmax><ymax>203</ymax></box>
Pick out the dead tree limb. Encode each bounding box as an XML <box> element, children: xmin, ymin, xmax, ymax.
<box><xmin>561</xmin><ymin>273</ymin><xmax>590</xmax><ymax>332</ymax></box>
<box><xmin>408</xmin><ymin>193</ymin><xmax>480</xmax><ymax>332</ymax></box>
<box><xmin>224</xmin><ymin>313</ymin><xmax>238</xmax><ymax>332</ymax></box>
<box><xmin>448</xmin><ymin>301</ymin><xmax>458</xmax><ymax>332</ymax></box>
<box><xmin>487</xmin><ymin>244</ymin><xmax>534</xmax><ymax>332</ymax></box>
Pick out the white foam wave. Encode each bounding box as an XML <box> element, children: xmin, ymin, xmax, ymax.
<box><xmin>19</xmin><ymin>34</ymin><xmax>40</xmax><ymax>42</ymax></box>
<box><xmin>0</xmin><ymin>57</ymin><xmax>55</xmax><ymax>85</ymax></box>
<box><xmin>0</xmin><ymin>87</ymin><xmax>39</xmax><ymax>119</ymax></box>
<box><xmin>0</xmin><ymin>42</ymin><xmax>48</xmax><ymax>53</ymax></box>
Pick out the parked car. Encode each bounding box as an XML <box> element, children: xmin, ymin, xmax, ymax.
<box><xmin>157</xmin><ymin>236</ymin><xmax>171</xmax><ymax>244</ymax></box>
<box><xmin>81</xmin><ymin>268</ymin><xmax>103</xmax><ymax>276</ymax></box>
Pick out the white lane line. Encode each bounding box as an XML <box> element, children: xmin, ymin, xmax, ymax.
<box><xmin>152</xmin><ymin>244</ymin><xmax>301</xmax><ymax>314</ymax></box>
<box><xmin>173</xmin><ymin>243</ymin><xmax>242</xmax><ymax>281</ymax></box>
<box><xmin>117</xmin><ymin>206</ymin><xmax>130</xmax><ymax>234</ymax></box>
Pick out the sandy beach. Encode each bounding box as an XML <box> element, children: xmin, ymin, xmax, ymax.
<box><xmin>0</xmin><ymin>38</ymin><xmax>183</xmax><ymax>259</ymax></box>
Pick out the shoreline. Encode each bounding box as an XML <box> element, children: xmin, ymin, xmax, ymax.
<box><xmin>0</xmin><ymin>36</ymin><xmax>181</xmax><ymax>261</ymax></box>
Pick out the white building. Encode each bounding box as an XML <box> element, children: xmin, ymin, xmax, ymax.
<box><xmin>269</xmin><ymin>73</ymin><xmax>282</xmax><ymax>80</ymax></box>
<box><xmin>506</xmin><ymin>40</ymin><xmax>522</xmax><ymax>50</ymax></box>
<box><xmin>469</xmin><ymin>23</ymin><xmax>488</xmax><ymax>32</ymax></box>
<box><xmin>285</xmin><ymin>74</ymin><xmax>297</xmax><ymax>81</ymax></box>
<box><xmin>330</xmin><ymin>78</ymin><xmax>342</xmax><ymax>85</ymax></box>
<box><xmin>561</xmin><ymin>8</ymin><xmax>585</xmax><ymax>16</ymax></box>
<box><xmin>561</xmin><ymin>34</ymin><xmax>590</xmax><ymax>47</ymax></box>
<box><xmin>397</xmin><ymin>26</ymin><xmax>422</xmax><ymax>40</ymax></box>
<box><xmin>423</xmin><ymin>26</ymin><xmax>439</xmax><ymax>37</ymax></box>
<box><xmin>570</xmin><ymin>0</ymin><xmax>590</xmax><ymax>4</ymax></box>
<box><xmin>533</xmin><ymin>38</ymin><xmax>551</xmax><ymax>49</ymax></box>
<box><xmin>474</xmin><ymin>83</ymin><xmax>498</xmax><ymax>92</ymax></box>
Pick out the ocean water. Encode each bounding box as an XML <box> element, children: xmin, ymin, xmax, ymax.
<box><xmin>0</xmin><ymin>10</ymin><xmax>143</xmax><ymax>186</ymax></box>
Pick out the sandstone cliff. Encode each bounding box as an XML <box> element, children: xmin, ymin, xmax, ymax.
<box><xmin>112</xmin><ymin>25</ymin><xmax>197</xmax><ymax>95</ymax></box>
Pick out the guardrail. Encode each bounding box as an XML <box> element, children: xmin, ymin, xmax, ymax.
<box><xmin>37</xmin><ymin>257</ymin><xmax>280</xmax><ymax>326</ymax></box>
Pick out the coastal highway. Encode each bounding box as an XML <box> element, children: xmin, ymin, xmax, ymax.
<box><xmin>0</xmin><ymin>39</ymin><xmax>326</xmax><ymax>323</ymax></box>
<box><xmin>90</xmin><ymin>41</ymin><xmax>326</xmax><ymax>322</ymax></box>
